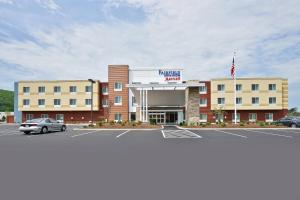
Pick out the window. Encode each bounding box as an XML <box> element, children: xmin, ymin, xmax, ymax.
<box><xmin>232</xmin><ymin>113</ymin><xmax>240</xmax><ymax>122</ymax></box>
<box><xmin>38</xmin><ymin>86</ymin><xmax>45</xmax><ymax>93</ymax></box>
<box><xmin>102</xmin><ymin>86</ymin><xmax>108</xmax><ymax>94</ymax></box>
<box><xmin>217</xmin><ymin>84</ymin><xmax>225</xmax><ymax>92</ymax></box>
<box><xmin>199</xmin><ymin>86</ymin><xmax>207</xmax><ymax>94</ymax></box>
<box><xmin>26</xmin><ymin>114</ymin><xmax>33</xmax><ymax>121</ymax></box>
<box><xmin>23</xmin><ymin>87</ymin><xmax>30</xmax><ymax>93</ymax></box>
<box><xmin>132</xmin><ymin>96</ymin><xmax>137</xmax><ymax>106</ymax></box>
<box><xmin>85</xmin><ymin>99</ymin><xmax>91</xmax><ymax>106</ymax></box>
<box><xmin>236</xmin><ymin>97</ymin><xmax>242</xmax><ymax>105</ymax></box>
<box><xmin>249</xmin><ymin>113</ymin><xmax>257</xmax><ymax>122</ymax></box>
<box><xmin>38</xmin><ymin>99</ymin><xmax>45</xmax><ymax>106</ymax></box>
<box><xmin>41</xmin><ymin>114</ymin><xmax>48</xmax><ymax>118</ymax></box>
<box><xmin>251</xmin><ymin>84</ymin><xmax>259</xmax><ymax>91</ymax></box>
<box><xmin>56</xmin><ymin>114</ymin><xmax>64</xmax><ymax>121</ymax></box>
<box><xmin>269</xmin><ymin>97</ymin><xmax>276</xmax><ymax>105</ymax></box>
<box><xmin>23</xmin><ymin>99</ymin><xmax>30</xmax><ymax>106</ymax></box>
<box><xmin>70</xmin><ymin>86</ymin><xmax>77</xmax><ymax>93</ymax></box>
<box><xmin>215</xmin><ymin>113</ymin><xmax>224</xmax><ymax>122</ymax></box>
<box><xmin>85</xmin><ymin>86</ymin><xmax>92</xmax><ymax>92</ymax></box>
<box><xmin>252</xmin><ymin>97</ymin><xmax>259</xmax><ymax>105</ymax></box>
<box><xmin>269</xmin><ymin>84</ymin><xmax>276</xmax><ymax>91</ymax></box>
<box><xmin>54</xmin><ymin>99</ymin><xmax>61</xmax><ymax>106</ymax></box>
<box><xmin>265</xmin><ymin>113</ymin><xmax>273</xmax><ymax>122</ymax></box>
<box><xmin>114</xmin><ymin>96</ymin><xmax>122</xmax><ymax>105</ymax></box>
<box><xmin>114</xmin><ymin>82</ymin><xmax>122</xmax><ymax>91</ymax></box>
<box><xmin>199</xmin><ymin>98</ymin><xmax>207</xmax><ymax>107</ymax></box>
<box><xmin>217</xmin><ymin>98</ymin><xmax>225</xmax><ymax>105</ymax></box>
<box><xmin>54</xmin><ymin>86</ymin><xmax>61</xmax><ymax>93</ymax></box>
<box><xmin>69</xmin><ymin>99</ymin><xmax>77</xmax><ymax>106</ymax></box>
<box><xmin>102</xmin><ymin>99</ymin><xmax>108</xmax><ymax>107</ymax></box>
<box><xmin>236</xmin><ymin>84</ymin><xmax>242</xmax><ymax>91</ymax></box>
<box><xmin>199</xmin><ymin>113</ymin><xmax>208</xmax><ymax>122</ymax></box>
<box><xmin>114</xmin><ymin>113</ymin><xmax>122</xmax><ymax>122</ymax></box>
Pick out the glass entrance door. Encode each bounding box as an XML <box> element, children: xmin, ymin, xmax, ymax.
<box><xmin>149</xmin><ymin>113</ymin><xmax>165</xmax><ymax>124</ymax></box>
<box><xmin>166</xmin><ymin>112</ymin><xmax>178</xmax><ymax>124</ymax></box>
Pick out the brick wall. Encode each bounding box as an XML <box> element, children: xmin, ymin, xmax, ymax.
<box><xmin>108</xmin><ymin>65</ymin><xmax>129</xmax><ymax>121</ymax></box>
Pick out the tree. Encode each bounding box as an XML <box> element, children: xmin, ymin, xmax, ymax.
<box><xmin>288</xmin><ymin>107</ymin><xmax>298</xmax><ymax>116</ymax></box>
<box><xmin>211</xmin><ymin>106</ymin><xmax>227</xmax><ymax>123</ymax></box>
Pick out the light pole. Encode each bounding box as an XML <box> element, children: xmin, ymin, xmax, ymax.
<box><xmin>88</xmin><ymin>79</ymin><xmax>96</xmax><ymax>125</ymax></box>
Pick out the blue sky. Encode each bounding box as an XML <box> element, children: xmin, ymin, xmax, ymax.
<box><xmin>0</xmin><ymin>0</ymin><xmax>300</xmax><ymax>108</ymax></box>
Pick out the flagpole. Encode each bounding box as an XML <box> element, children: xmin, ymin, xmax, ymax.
<box><xmin>234</xmin><ymin>52</ymin><xmax>237</xmax><ymax>124</ymax></box>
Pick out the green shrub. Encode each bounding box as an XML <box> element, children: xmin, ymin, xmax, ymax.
<box><xmin>109</xmin><ymin>120</ymin><xmax>115</xmax><ymax>125</ymax></box>
<box><xmin>121</xmin><ymin>121</ymin><xmax>126</xmax><ymax>126</ymax></box>
<box><xmin>219</xmin><ymin>122</ymin><xmax>226</xmax><ymax>127</ymax></box>
<box><xmin>131</xmin><ymin>122</ymin><xmax>136</xmax><ymax>126</ymax></box>
<box><xmin>190</xmin><ymin>122</ymin><xmax>196</xmax><ymax>126</ymax></box>
<box><xmin>88</xmin><ymin>124</ymin><xmax>95</xmax><ymax>128</ymax></box>
<box><xmin>97</xmin><ymin>121</ymin><xmax>103</xmax><ymax>126</ymax></box>
<box><xmin>201</xmin><ymin>123</ymin><xmax>207</xmax><ymax>127</ymax></box>
<box><xmin>137</xmin><ymin>121</ymin><xmax>142</xmax><ymax>125</ymax></box>
<box><xmin>258</xmin><ymin>121</ymin><xmax>265</xmax><ymax>127</ymax></box>
<box><xmin>239</xmin><ymin>121</ymin><xmax>245</xmax><ymax>127</ymax></box>
<box><xmin>150</xmin><ymin>119</ymin><xmax>157</xmax><ymax>125</ymax></box>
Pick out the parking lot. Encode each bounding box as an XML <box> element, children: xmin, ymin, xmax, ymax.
<box><xmin>0</xmin><ymin>124</ymin><xmax>300</xmax><ymax>200</ymax></box>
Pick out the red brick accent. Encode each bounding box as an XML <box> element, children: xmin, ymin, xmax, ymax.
<box><xmin>22</xmin><ymin>111</ymin><xmax>105</xmax><ymax>123</ymax></box>
<box><xmin>199</xmin><ymin>81</ymin><xmax>214</xmax><ymax>121</ymax></box>
<box><xmin>108</xmin><ymin>65</ymin><xmax>129</xmax><ymax>121</ymax></box>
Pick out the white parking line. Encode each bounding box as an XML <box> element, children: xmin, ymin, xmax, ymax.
<box><xmin>161</xmin><ymin>130</ymin><xmax>166</xmax><ymax>138</ymax></box>
<box><xmin>244</xmin><ymin>129</ymin><xmax>292</xmax><ymax>138</ymax></box>
<box><xmin>214</xmin><ymin>129</ymin><xmax>248</xmax><ymax>138</ymax></box>
<box><xmin>116</xmin><ymin>130</ymin><xmax>130</xmax><ymax>138</ymax></box>
<box><xmin>71</xmin><ymin>130</ymin><xmax>100</xmax><ymax>138</ymax></box>
<box><xmin>273</xmin><ymin>129</ymin><xmax>300</xmax><ymax>134</ymax></box>
<box><xmin>185</xmin><ymin>130</ymin><xmax>202</xmax><ymax>138</ymax></box>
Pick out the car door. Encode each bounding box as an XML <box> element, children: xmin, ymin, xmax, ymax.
<box><xmin>50</xmin><ymin>118</ymin><xmax>60</xmax><ymax>131</ymax></box>
<box><xmin>44</xmin><ymin>119</ymin><xmax>53</xmax><ymax>131</ymax></box>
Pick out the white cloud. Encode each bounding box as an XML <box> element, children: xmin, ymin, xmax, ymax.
<box><xmin>35</xmin><ymin>0</ymin><xmax>60</xmax><ymax>11</ymax></box>
<box><xmin>0</xmin><ymin>0</ymin><xmax>300</xmax><ymax>107</ymax></box>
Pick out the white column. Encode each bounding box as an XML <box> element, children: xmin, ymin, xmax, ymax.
<box><xmin>139</xmin><ymin>89</ymin><xmax>142</xmax><ymax>121</ymax></box>
<box><xmin>142</xmin><ymin>89</ymin><xmax>145</xmax><ymax>122</ymax></box>
<box><xmin>145</xmin><ymin>90</ymin><xmax>148</xmax><ymax>122</ymax></box>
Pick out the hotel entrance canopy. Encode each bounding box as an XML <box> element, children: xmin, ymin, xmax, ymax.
<box><xmin>126</xmin><ymin>82</ymin><xmax>204</xmax><ymax>123</ymax></box>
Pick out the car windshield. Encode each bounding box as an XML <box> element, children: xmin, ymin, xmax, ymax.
<box><xmin>25</xmin><ymin>118</ymin><xmax>44</xmax><ymax>123</ymax></box>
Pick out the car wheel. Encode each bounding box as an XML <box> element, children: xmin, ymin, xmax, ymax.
<box><xmin>61</xmin><ymin>125</ymin><xmax>66</xmax><ymax>132</ymax></box>
<box><xmin>24</xmin><ymin>131</ymin><xmax>30</xmax><ymax>135</ymax></box>
<box><xmin>41</xmin><ymin>127</ymin><xmax>48</xmax><ymax>134</ymax></box>
<box><xmin>291</xmin><ymin>124</ymin><xmax>297</xmax><ymax>128</ymax></box>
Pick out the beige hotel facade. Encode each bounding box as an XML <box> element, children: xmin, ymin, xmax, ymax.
<box><xmin>14</xmin><ymin>65</ymin><xmax>288</xmax><ymax>124</ymax></box>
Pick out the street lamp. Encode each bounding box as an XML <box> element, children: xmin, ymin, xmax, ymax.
<box><xmin>88</xmin><ymin>79</ymin><xmax>96</xmax><ymax>126</ymax></box>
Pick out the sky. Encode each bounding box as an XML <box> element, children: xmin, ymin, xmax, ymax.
<box><xmin>0</xmin><ymin>0</ymin><xmax>300</xmax><ymax>108</ymax></box>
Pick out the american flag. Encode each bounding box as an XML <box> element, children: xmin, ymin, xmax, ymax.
<box><xmin>231</xmin><ymin>57</ymin><xmax>235</xmax><ymax>79</ymax></box>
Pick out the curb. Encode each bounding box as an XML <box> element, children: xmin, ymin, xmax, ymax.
<box><xmin>176</xmin><ymin>126</ymin><xmax>299</xmax><ymax>130</ymax></box>
<box><xmin>73</xmin><ymin>128</ymin><xmax>163</xmax><ymax>131</ymax></box>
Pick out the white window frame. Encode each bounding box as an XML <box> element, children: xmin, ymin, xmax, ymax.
<box><xmin>236</xmin><ymin>84</ymin><xmax>242</xmax><ymax>92</ymax></box>
<box><xmin>269</xmin><ymin>84</ymin><xmax>276</xmax><ymax>91</ymax></box>
<box><xmin>85</xmin><ymin>99</ymin><xmax>92</xmax><ymax>106</ymax></box>
<box><xmin>269</xmin><ymin>97</ymin><xmax>276</xmax><ymax>105</ymax></box>
<box><xmin>236</xmin><ymin>97</ymin><xmax>242</xmax><ymax>105</ymax></box>
<box><xmin>199</xmin><ymin>86</ymin><xmax>207</xmax><ymax>94</ymax></box>
<box><xmin>69</xmin><ymin>99</ymin><xmax>77</xmax><ymax>107</ymax></box>
<box><xmin>199</xmin><ymin>113</ymin><xmax>208</xmax><ymax>122</ymax></box>
<box><xmin>249</xmin><ymin>113</ymin><xmax>257</xmax><ymax>122</ymax></box>
<box><xmin>54</xmin><ymin>99</ymin><xmax>61</xmax><ymax>107</ymax></box>
<box><xmin>26</xmin><ymin>114</ymin><xmax>33</xmax><ymax>121</ymax></box>
<box><xmin>41</xmin><ymin>114</ymin><xmax>48</xmax><ymax>118</ymax></box>
<box><xmin>217</xmin><ymin>98</ymin><xmax>225</xmax><ymax>106</ymax></box>
<box><xmin>232</xmin><ymin>113</ymin><xmax>240</xmax><ymax>122</ymax></box>
<box><xmin>114</xmin><ymin>113</ymin><xmax>122</xmax><ymax>122</ymax></box>
<box><xmin>38</xmin><ymin>86</ymin><xmax>45</xmax><ymax>94</ymax></box>
<box><xmin>102</xmin><ymin>99</ymin><xmax>108</xmax><ymax>107</ymax></box>
<box><xmin>85</xmin><ymin>85</ymin><xmax>92</xmax><ymax>93</ymax></box>
<box><xmin>54</xmin><ymin>86</ymin><xmax>61</xmax><ymax>94</ymax></box>
<box><xmin>265</xmin><ymin>113</ymin><xmax>273</xmax><ymax>122</ymax></box>
<box><xmin>251</xmin><ymin>84</ymin><xmax>259</xmax><ymax>92</ymax></box>
<box><xmin>70</xmin><ymin>86</ymin><xmax>77</xmax><ymax>93</ymax></box>
<box><xmin>114</xmin><ymin>82</ymin><xmax>122</xmax><ymax>91</ymax></box>
<box><xmin>38</xmin><ymin>99</ymin><xmax>45</xmax><ymax>107</ymax></box>
<box><xmin>217</xmin><ymin>84</ymin><xmax>225</xmax><ymax>92</ymax></box>
<box><xmin>23</xmin><ymin>87</ymin><xmax>30</xmax><ymax>95</ymax></box>
<box><xmin>114</xmin><ymin>96</ymin><xmax>122</xmax><ymax>105</ymax></box>
<box><xmin>199</xmin><ymin>98</ymin><xmax>207</xmax><ymax>107</ymax></box>
<box><xmin>23</xmin><ymin>99</ymin><xmax>30</xmax><ymax>108</ymax></box>
<box><xmin>252</xmin><ymin>97</ymin><xmax>259</xmax><ymax>106</ymax></box>
<box><xmin>102</xmin><ymin>86</ymin><xmax>108</xmax><ymax>94</ymax></box>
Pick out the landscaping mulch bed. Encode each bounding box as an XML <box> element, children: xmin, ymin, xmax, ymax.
<box><xmin>181</xmin><ymin>124</ymin><xmax>286</xmax><ymax>128</ymax></box>
<box><xmin>84</xmin><ymin>124</ymin><xmax>161</xmax><ymax>129</ymax></box>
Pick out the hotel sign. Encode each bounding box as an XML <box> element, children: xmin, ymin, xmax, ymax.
<box><xmin>158</xmin><ymin>69</ymin><xmax>181</xmax><ymax>81</ymax></box>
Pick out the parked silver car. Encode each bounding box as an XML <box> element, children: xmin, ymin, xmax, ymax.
<box><xmin>19</xmin><ymin>118</ymin><xmax>67</xmax><ymax>134</ymax></box>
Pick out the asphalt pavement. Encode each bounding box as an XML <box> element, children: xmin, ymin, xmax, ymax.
<box><xmin>0</xmin><ymin>124</ymin><xmax>300</xmax><ymax>200</ymax></box>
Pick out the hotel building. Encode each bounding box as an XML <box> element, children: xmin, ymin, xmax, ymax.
<box><xmin>14</xmin><ymin>65</ymin><xmax>288</xmax><ymax>124</ymax></box>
